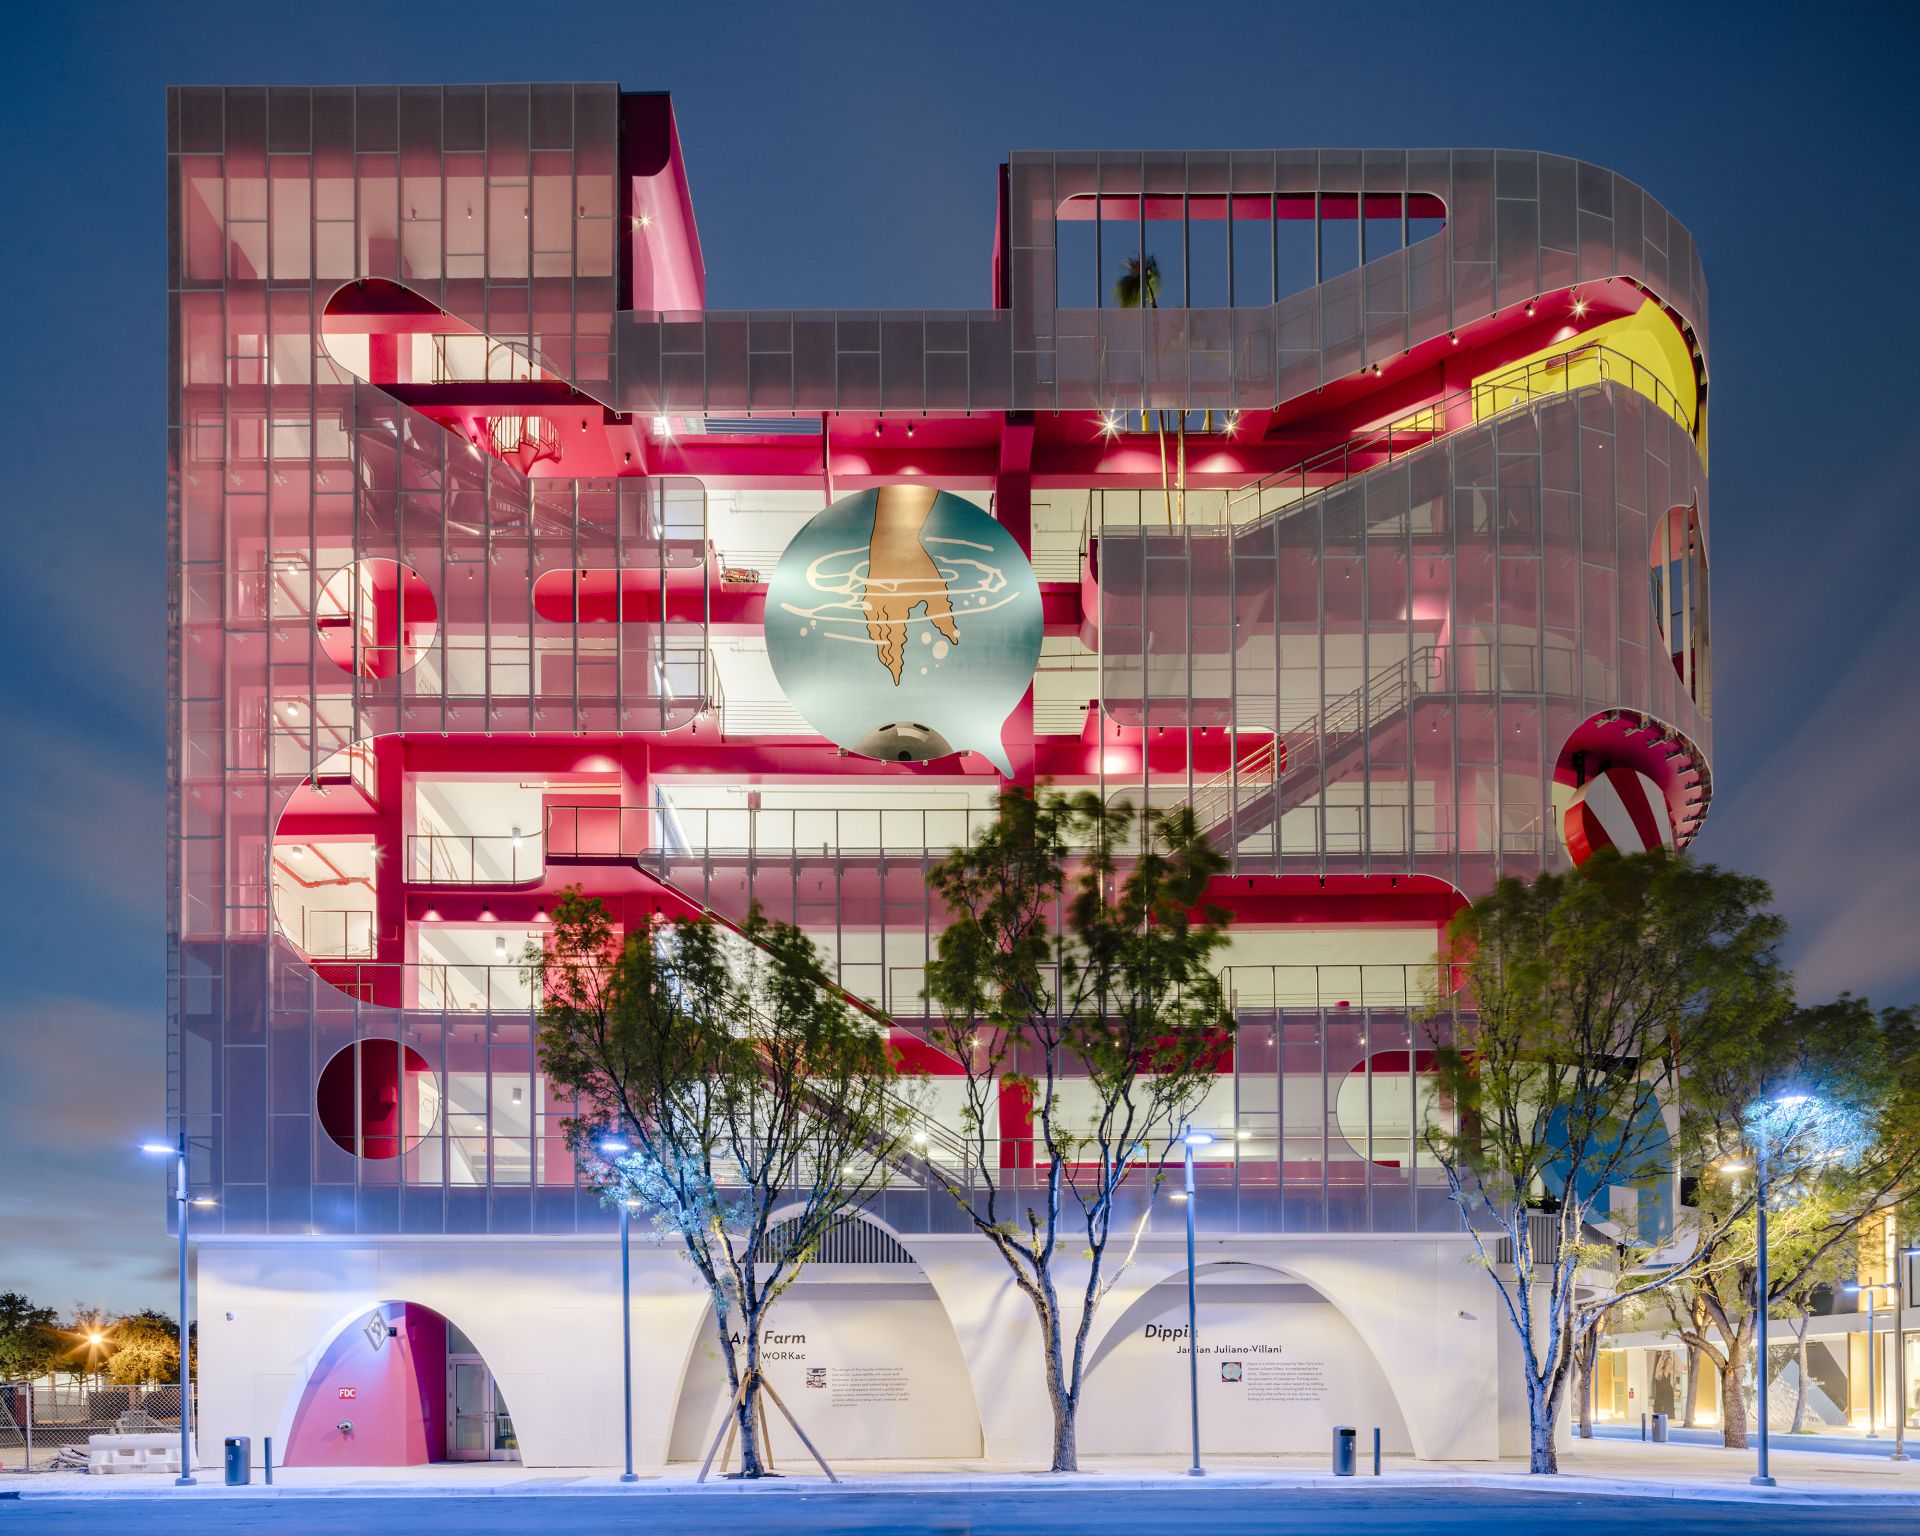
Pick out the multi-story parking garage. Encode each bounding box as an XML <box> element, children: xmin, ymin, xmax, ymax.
<box><xmin>168</xmin><ymin>83</ymin><xmax>1712</xmax><ymax>1468</ymax></box>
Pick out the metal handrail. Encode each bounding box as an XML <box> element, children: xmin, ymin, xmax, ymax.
<box><xmin>408</xmin><ymin>832</ymin><xmax>546</xmax><ymax>886</ymax></box>
<box><xmin>1085</xmin><ymin>342</ymin><xmax>1690</xmax><ymax>543</ymax></box>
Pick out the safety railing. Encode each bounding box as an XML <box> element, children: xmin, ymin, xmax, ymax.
<box><xmin>545</xmin><ymin>801</ymin><xmax>1011</xmax><ymax>864</ymax></box>
<box><xmin>1089</xmin><ymin>342</ymin><xmax>1691</xmax><ymax>541</ymax></box>
<box><xmin>275</xmin><ymin>904</ymin><xmax>376</xmax><ymax>960</ymax></box>
<box><xmin>409</xmin><ymin>832</ymin><xmax>546</xmax><ymax>886</ymax></box>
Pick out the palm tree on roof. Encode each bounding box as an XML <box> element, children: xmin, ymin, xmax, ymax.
<box><xmin>1113</xmin><ymin>252</ymin><xmax>1184</xmax><ymax>526</ymax></box>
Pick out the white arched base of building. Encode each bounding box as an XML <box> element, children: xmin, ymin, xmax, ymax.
<box><xmin>193</xmin><ymin>1226</ymin><xmax>1521</xmax><ymax>1472</ymax></box>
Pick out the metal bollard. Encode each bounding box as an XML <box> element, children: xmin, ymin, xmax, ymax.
<box><xmin>1372</xmin><ymin>1426</ymin><xmax>1381</xmax><ymax>1475</ymax></box>
<box><xmin>1640</xmin><ymin>1412</ymin><xmax>1647</xmax><ymax>1441</ymax></box>
<box><xmin>264</xmin><ymin>1436</ymin><xmax>273</xmax><ymax>1485</ymax></box>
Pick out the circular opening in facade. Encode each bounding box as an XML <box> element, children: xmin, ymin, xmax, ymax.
<box><xmin>316</xmin><ymin>558</ymin><xmax>438</xmax><ymax>679</ymax></box>
<box><xmin>316</xmin><ymin>1040</ymin><xmax>440</xmax><ymax>1158</ymax></box>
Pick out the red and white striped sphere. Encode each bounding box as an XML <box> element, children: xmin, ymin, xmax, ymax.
<box><xmin>1563</xmin><ymin>766</ymin><xmax>1675</xmax><ymax>866</ymax></box>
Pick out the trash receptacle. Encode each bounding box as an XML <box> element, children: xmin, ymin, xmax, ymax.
<box><xmin>224</xmin><ymin>1435</ymin><xmax>251</xmax><ymax>1486</ymax></box>
<box><xmin>1332</xmin><ymin>1425</ymin><xmax>1357</xmax><ymax>1477</ymax></box>
<box><xmin>1650</xmin><ymin>1412</ymin><xmax>1669</xmax><ymax>1443</ymax></box>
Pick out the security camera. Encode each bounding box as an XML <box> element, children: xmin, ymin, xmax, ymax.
<box><xmin>336</xmin><ymin>1420</ymin><xmax>354</xmax><ymax>1435</ymax></box>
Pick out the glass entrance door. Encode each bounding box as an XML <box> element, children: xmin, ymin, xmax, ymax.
<box><xmin>446</xmin><ymin>1323</ymin><xmax>520</xmax><ymax>1463</ymax></box>
<box><xmin>448</xmin><ymin>1359</ymin><xmax>492</xmax><ymax>1460</ymax></box>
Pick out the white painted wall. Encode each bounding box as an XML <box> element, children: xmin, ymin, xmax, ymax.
<box><xmin>667</xmin><ymin>1277</ymin><xmax>982</xmax><ymax>1463</ymax></box>
<box><xmin>194</xmin><ymin>1227</ymin><xmax>1510</xmax><ymax>1472</ymax></box>
<box><xmin>1078</xmin><ymin>1273</ymin><xmax>1412</xmax><ymax>1454</ymax></box>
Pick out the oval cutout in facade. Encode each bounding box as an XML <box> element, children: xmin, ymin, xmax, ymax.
<box><xmin>317</xmin><ymin>1040</ymin><xmax>441</xmax><ymax>1158</ymax></box>
<box><xmin>317</xmin><ymin>558</ymin><xmax>438</xmax><ymax>679</ymax></box>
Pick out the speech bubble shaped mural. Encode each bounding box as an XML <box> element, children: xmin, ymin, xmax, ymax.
<box><xmin>765</xmin><ymin>486</ymin><xmax>1041</xmax><ymax>774</ymax></box>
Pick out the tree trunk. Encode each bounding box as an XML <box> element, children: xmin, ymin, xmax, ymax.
<box><xmin>1034</xmin><ymin>1276</ymin><xmax>1078</xmax><ymax>1473</ymax></box>
<box><xmin>728</xmin><ymin>1315</ymin><xmax>766</xmax><ymax>1478</ymax></box>
<box><xmin>1528</xmin><ymin>1379</ymin><xmax>1559</xmax><ymax>1474</ymax></box>
<box><xmin>1790</xmin><ymin>1323</ymin><xmax>1810</xmax><ymax>1434</ymax></box>
<box><xmin>1682</xmin><ymin>1340</ymin><xmax>1702</xmax><ymax>1427</ymax></box>
<box><xmin>1575</xmin><ymin>1338</ymin><xmax>1595</xmax><ymax>1439</ymax></box>
<box><xmin>1719</xmin><ymin>1334</ymin><xmax>1750</xmax><ymax>1451</ymax></box>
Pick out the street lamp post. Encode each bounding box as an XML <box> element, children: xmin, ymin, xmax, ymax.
<box><xmin>1896</xmin><ymin>1248</ymin><xmax>1919</xmax><ymax>1462</ymax></box>
<box><xmin>1180</xmin><ymin>1126</ymin><xmax>1215</xmax><ymax>1479</ymax></box>
<box><xmin>1858</xmin><ymin>1285</ymin><xmax>1880</xmax><ymax>1437</ymax></box>
<box><xmin>1846</xmin><ymin>1278</ymin><xmax>1910</xmax><ymax>1455</ymax></box>
<box><xmin>141</xmin><ymin>1135</ymin><xmax>202</xmax><ymax>1487</ymax></box>
<box><xmin>1737</xmin><ymin>1091</ymin><xmax>1815</xmax><ymax>1489</ymax></box>
<box><xmin>1751</xmin><ymin>1135</ymin><xmax>1776</xmax><ymax>1488</ymax></box>
<box><xmin>1898</xmin><ymin>1247</ymin><xmax>1918</xmax><ymax>1462</ymax></box>
<box><xmin>598</xmin><ymin>1134</ymin><xmax>639</xmax><ymax>1484</ymax></box>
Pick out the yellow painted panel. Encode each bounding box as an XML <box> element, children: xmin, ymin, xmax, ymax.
<box><xmin>1471</xmin><ymin>299</ymin><xmax>1705</xmax><ymax>459</ymax></box>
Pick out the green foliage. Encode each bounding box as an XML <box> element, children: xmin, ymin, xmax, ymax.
<box><xmin>0</xmin><ymin>1292</ymin><xmax>61</xmax><ymax>1380</ymax></box>
<box><xmin>1660</xmin><ymin>994</ymin><xmax>1920</xmax><ymax>1446</ymax></box>
<box><xmin>1420</xmin><ymin>848</ymin><xmax>1790</xmax><ymax>1472</ymax></box>
<box><xmin>102</xmin><ymin>1310</ymin><xmax>183</xmax><ymax>1386</ymax></box>
<box><xmin>530</xmin><ymin>888</ymin><xmax>912</xmax><ymax>1476</ymax></box>
<box><xmin>922</xmin><ymin>787</ymin><xmax>1233</xmax><ymax>1469</ymax></box>
<box><xmin>1428</xmin><ymin>848</ymin><xmax>1786</xmax><ymax>1233</ymax></box>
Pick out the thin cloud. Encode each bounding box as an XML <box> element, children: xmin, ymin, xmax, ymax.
<box><xmin>1701</xmin><ymin>583</ymin><xmax>1920</xmax><ymax>1005</ymax></box>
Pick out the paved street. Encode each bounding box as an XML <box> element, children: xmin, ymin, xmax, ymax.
<box><xmin>4</xmin><ymin>1487</ymin><xmax>1917</xmax><ymax>1534</ymax></box>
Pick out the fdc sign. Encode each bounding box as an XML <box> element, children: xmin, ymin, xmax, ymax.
<box><xmin>765</xmin><ymin>486</ymin><xmax>1041</xmax><ymax>774</ymax></box>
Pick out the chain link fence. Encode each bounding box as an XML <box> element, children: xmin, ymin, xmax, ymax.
<box><xmin>0</xmin><ymin>1382</ymin><xmax>190</xmax><ymax>1472</ymax></box>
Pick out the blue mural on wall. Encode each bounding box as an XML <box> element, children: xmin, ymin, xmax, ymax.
<box><xmin>764</xmin><ymin>486</ymin><xmax>1042</xmax><ymax>774</ymax></box>
<box><xmin>1539</xmin><ymin>1097</ymin><xmax>1675</xmax><ymax>1241</ymax></box>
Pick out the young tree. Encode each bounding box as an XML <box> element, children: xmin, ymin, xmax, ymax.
<box><xmin>103</xmin><ymin>1310</ymin><xmax>183</xmax><ymax>1386</ymax></box>
<box><xmin>922</xmin><ymin>788</ymin><xmax>1233</xmax><ymax>1472</ymax></box>
<box><xmin>532</xmin><ymin>890</ymin><xmax>914</xmax><ymax>1478</ymax></box>
<box><xmin>1421</xmin><ymin>848</ymin><xmax>1790</xmax><ymax>1473</ymax></box>
<box><xmin>0</xmin><ymin>1293</ymin><xmax>60</xmax><ymax>1381</ymax></box>
<box><xmin>1661</xmin><ymin>996</ymin><xmax>1920</xmax><ymax>1448</ymax></box>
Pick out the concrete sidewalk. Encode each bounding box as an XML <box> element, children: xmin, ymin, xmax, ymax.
<box><xmin>5</xmin><ymin>1438</ymin><xmax>1918</xmax><ymax>1505</ymax></box>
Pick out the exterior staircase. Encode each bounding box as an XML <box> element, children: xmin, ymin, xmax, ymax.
<box><xmin>1118</xmin><ymin>646</ymin><xmax>1435</xmax><ymax>851</ymax></box>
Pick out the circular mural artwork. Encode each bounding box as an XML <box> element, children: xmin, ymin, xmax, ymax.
<box><xmin>764</xmin><ymin>486</ymin><xmax>1041</xmax><ymax>773</ymax></box>
<box><xmin>316</xmin><ymin>1040</ymin><xmax>440</xmax><ymax>1159</ymax></box>
<box><xmin>315</xmin><ymin>558</ymin><xmax>438</xmax><ymax>679</ymax></box>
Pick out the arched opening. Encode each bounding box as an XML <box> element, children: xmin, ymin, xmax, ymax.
<box><xmin>282</xmin><ymin>1301</ymin><xmax>517</xmax><ymax>1466</ymax></box>
<box><xmin>1079</xmin><ymin>1261</ymin><xmax>1412</xmax><ymax>1455</ymax></box>
<box><xmin>667</xmin><ymin>1214</ymin><xmax>982</xmax><ymax>1463</ymax></box>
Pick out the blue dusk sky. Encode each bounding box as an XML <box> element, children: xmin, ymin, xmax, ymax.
<box><xmin>1</xmin><ymin>1</ymin><xmax>1913</xmax><ymax>1314</ymax></box>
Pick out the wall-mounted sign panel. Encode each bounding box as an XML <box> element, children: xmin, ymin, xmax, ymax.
<box><xmin>670</xmin><ymin>1282</ymin><xmax>983</xmax><ymax>1461</ymax></box>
